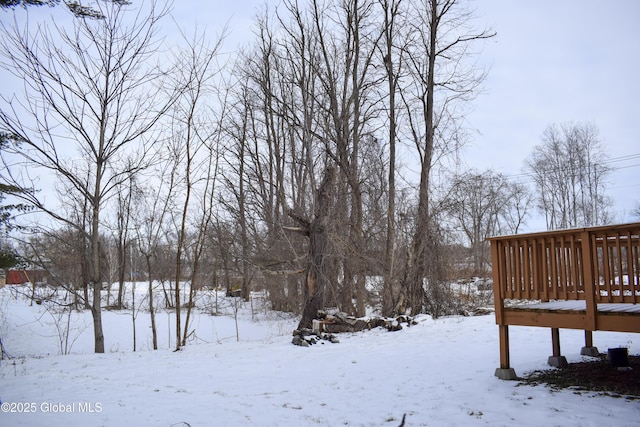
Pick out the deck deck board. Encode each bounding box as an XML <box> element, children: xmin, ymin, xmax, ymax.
<box><xmin>506</xmin><ymin>300</ymin><xmax>640</xmax><ymax>314</ymax></box>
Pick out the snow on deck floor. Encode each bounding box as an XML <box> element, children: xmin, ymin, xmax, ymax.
<box><xmin>1</xmin><ymin>288</ymin><xmax>639</xmax><ymax>426</ymax></box>
<box><xmin>506</xmin><ymin>300</ymin><xmax>640</xmax><ymax>313</ymax></box>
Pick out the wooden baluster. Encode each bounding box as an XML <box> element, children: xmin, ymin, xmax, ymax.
<box><xmin>540</xmin><ymin>237</ymin><xmax>549</xmax><ymax>302</ymax></box>
<box><xmin>550</xmin><ymin>238</ymin><xmax>558</xmax><ymax>300</ymax></box>
<box><xmin>616</xmin><ymin>233</ymin><xmax>624</xmax><ymax>300</ymax></box>
<box><xmin>523</xmin><ymin>240</ymin><xmax>531</xmax><ymax>300</ymax></box>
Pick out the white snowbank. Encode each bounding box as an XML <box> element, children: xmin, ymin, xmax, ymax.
<box><xmin>1</xmin><ymin>285</ymin><xmax>638</xmax><ymax>426</ymax></box>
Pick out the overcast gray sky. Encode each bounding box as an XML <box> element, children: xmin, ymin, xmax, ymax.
<box><xmin>466</xmin><ymin>1</ymin><xmax>640</xmax><ymax>226</ymax></box>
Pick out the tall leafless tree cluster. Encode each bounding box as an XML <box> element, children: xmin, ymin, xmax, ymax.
<box><xmin>2</xmin><ymin>0</ymin><xmax>615</xmax><ymax>353</ymax></box>
<box><xmin>445</xmin><ymin>170</ymin><xmax>532</xmax><ymax>275</ymax></box>
<box><xmin>526</xmin><ymin>122</ymin><xmax>612</xmax><ymax>230</ymax></box>
<box><xmin>219</xmin><ymin>0</ymin><xmax>496</xmax><ymax>327</ymax></box>
<box><xmin>0</xmin><ymin>0</ymin><xmax>178</xmax><ymax>352</ymax></box>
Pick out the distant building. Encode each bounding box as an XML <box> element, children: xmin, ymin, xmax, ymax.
<box><xmin>6</xmin><ymin>269</ymin><xmax>51</xmax><ymax>286</ymax></box>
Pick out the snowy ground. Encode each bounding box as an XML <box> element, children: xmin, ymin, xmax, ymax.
<box><xmin>1</xmin><ymin>284</ymin><xmax>638</xmax><ymax>426</ymax></box>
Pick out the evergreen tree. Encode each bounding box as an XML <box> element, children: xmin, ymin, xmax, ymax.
<box><xmin>0</xmin><ymin>133</ymin><xmax>30</xmax><ymax>269</ymax></box>
<box><xmin>0</xmin><ymin>0</ymin><xmax>128</xmax><ymax>19</ymax></box>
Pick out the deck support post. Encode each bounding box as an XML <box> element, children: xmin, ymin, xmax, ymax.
<box><xmin>580</xmin><ymin>330</ymin><xmax>600</xmax><ymax>356</ymax></box>
<box><xmin>495</xmin><ymin>325</ymin><xmax>517</xmax><ymax>380</ymax></box>
<box><xmin>547</xmin><ymin>328</ymin><xmax>568</xmax><ymax>368</ymax></box>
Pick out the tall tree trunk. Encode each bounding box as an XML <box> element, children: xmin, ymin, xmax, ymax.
<box><xmin>296</xmin><ymin>166</ymin><xmax>336</xmax><ymax>330</ymax></box>
<box><xmin>90</xmin><ymin>195</ymin><xmax>105</xmax><ymax>353</ymax></box>
<box><xmin>350</xmin><ymin>0</ymin><xmax>365</xmax><ymax>317</ymax></box>
<box><xmin>405</xmin><ymin>0</ymin><xmax>438</xmax><ymax>315</ymax></box>
<box><xmin>131</xmin><ymin>281</ymin><xmax>136</xmax><ymax>351</ymax></box>
<box><xmin>81</xmin><ymin>246</ymin><xmax>91</xmax><ymax>310</ymax></box>
<box><xmin>381</xmin><ymin>0</ymin><xmax>400</xmax><ymax>317</ymax></box>
<box><xmin>181</xmin><ymin>285</ymin><xmax>196</xmax><ymax>346</ymax></box>
<box><xmin>147</xmin><ymin>255</ymin><xmax>158</xmax><ymax>350</ymax></box>
<box><xmin>238</xmin><ymin>112</ymin><xmax>251</xmax><ymax>302</ymax></box>
<box><xmin>116</xmin><ymin>234</ymin><xmax>126</xmax><ymax>309</ymax></box>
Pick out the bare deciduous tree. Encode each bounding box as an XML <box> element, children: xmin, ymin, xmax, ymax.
<box><xmin>377</xmin><ymin>0</ymin><xmax>406</xmax><ymax>316</ymax></box>
<box><xmin>446</xmin><ymin>168</ymin><xmax>533</xmax><ymax>276</ymax></box>
<box><xmin>398</xmin><ymin>0</ymin><xmax>494</xmax><ymax>315</ymax></box>
<box><xmin>133</xmin><ymin>167</ymin><xmax>175</xmax><ymax>350</ymax></box>
<box><xmin>0</xmin><ymin>0</ymin><xmax>174</xmax><ymax>352</ymax></box>
<box><xmin>501</xmin><ymin>181</ymin><xmax>533</xmax><ymax>234</ymax></box>
<box><xmin>166</xmin><ymin>27</ymin><xmax>225</xmax><ymax>350</ymax></box>
<box><xmin>526</xmin><ymin>122</ymin><xmax>612</xmax><ymax>230</ymax></box>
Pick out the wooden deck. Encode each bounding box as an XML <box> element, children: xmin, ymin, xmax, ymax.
<box><xmin>489</xmin><ymin>223</ymin><xmax>640</xmax><ymax>379</ymax></box>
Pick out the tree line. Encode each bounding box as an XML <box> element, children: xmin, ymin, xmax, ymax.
<box><xmin>0</xmin><ymin>0</ymin><xmax>617</xmax><ymax>353</ymax></box>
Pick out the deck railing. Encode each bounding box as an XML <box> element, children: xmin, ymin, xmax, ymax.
<box><xmin>490</xmin><ymin>223</ymin><xmax>640</xmax><ymax>305</ymax></box>
<box><xmin>490</xmin><ymin>223</ymin><xmax>640</xmax><ymax>379</ymax></box>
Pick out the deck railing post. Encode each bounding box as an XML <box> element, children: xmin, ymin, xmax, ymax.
<box><xmin>492</xmin><ymin>239</ymin><xmax>517</xmax><ymax>380</ymax></box>
<box><xmin>580</xmin><ymin>230</ymin><xmax>597</xmax><ymax>331</ymax></box>
<box><xmin>579</xmin><ymin>230</ymin><xmax>600</xmax><ymax>355</ymax></box>
<box><xmin>491</xmin><ymin>240</ymin><xmax>505</xmax><ymax>326</ymax></box>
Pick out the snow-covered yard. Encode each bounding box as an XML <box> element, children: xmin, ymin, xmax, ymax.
<box><xmin>1</xmin><ymin>284</ymin><xmax>638</xmax><ymax>426</ymax></box>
